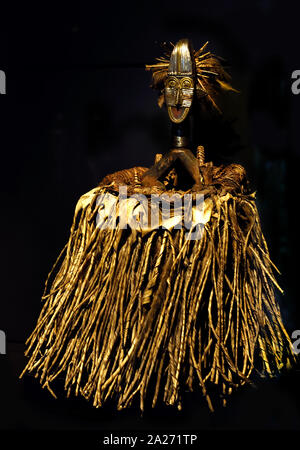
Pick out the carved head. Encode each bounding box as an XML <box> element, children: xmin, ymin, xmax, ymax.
<box><xmin>146</xmin><ymin>38</ymin><xmax>238</xmax><ymax>122</ymax></box>
<box><xmin>164</xmin><ymin>39</ymin><xmax>195</xmax><ymax>123</ymax></box>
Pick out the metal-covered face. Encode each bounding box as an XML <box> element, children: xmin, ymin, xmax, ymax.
<box><xmin>164</xmin><ymin>38</ymin><xmax>195</xmax><ymax>124</ymax></box>
<box><xmin>164</xmin><ymin>75</ymin><xmax>194</xmax><ymax>123</ymax></box>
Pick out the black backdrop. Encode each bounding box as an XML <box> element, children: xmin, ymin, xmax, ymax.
<box><xmin>1</xmin><ymin>0</ymin><xmax>300</xmax><ymax>436</ymax></box>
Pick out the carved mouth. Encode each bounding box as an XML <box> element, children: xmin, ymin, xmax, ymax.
<box><xmin>168</xmin><ymin>106</ymin><xmax>190</xmax><ymax>123</ymax></box>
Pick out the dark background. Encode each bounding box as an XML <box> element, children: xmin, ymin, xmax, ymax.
<box><xmin>1</xmin><ymin>0</ymin><xmax>300</xmax><ymax>436</ymax></box>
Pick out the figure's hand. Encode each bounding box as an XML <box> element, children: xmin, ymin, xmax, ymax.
<box><xmin>133</xmin><ymin>185</ymin><xmax>166</xmax><ymax>195</ymax></box>
<box><xmin>191</xmin><ymin>184</ymin><xmax>217</xmax><ymax>196</ymax></box>
<box><xmin>191</xmin><ymin>183</ymin><xmax>203</xmax><ymax>192</ymax></box>
<box><xmin>141</xmin><ymin>174</ymin><xmax>166</xmax><ymax>191</ymax></box>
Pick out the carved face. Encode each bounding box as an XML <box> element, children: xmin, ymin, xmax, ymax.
<box><xmin>164</xmin><ymin>75</ymin><xmax>194</xmax><ymax>123</ymax></box>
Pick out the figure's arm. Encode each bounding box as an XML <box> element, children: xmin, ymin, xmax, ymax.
<box><xmin>141</xmin><ymin>148</ymin><xmax>203</xmax><ymax>190</ymax></box>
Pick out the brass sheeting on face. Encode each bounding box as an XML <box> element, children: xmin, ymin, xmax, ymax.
<box><xmin>20</xmin><ymin>187</ymin><xmax>295</xmax><ymax>411</ymax></box>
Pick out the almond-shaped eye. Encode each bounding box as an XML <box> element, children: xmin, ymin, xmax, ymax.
<box><xmin>182</xmin><ymin>79</ymin><xmax>192</xmax><ymax>88</ymax></box>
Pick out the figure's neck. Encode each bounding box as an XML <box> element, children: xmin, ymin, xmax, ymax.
<box><xmin>171</xmin><ymin>119</ymin><xmax>190</xmax><ymax>148</ymax></box>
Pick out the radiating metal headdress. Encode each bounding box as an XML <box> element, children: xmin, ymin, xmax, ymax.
<box><xmin>146</xmin><ymin>38</ymin><xmax>238</xmax><ymax>121</ymax></box>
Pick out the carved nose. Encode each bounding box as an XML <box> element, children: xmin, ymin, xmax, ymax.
<box><xmin>175</xmin><ymin>89</ymin><xmax>181</xmax><ymax>107</ymax></box>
